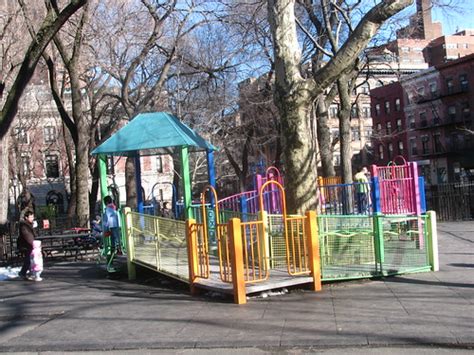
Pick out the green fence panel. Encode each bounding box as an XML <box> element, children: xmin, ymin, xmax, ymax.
<box><xmin>378</xmin><ymin>215</ymin><xmax>431</xmax><ymax>275</ymax></box>
<box><xmin>317</xmin><ymin>215</ymin><xmax>377</xmax><ymax>281</ymax></box>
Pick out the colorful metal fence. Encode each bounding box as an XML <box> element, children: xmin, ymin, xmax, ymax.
<box><xmin>318</xmin><ymin>182</ymin><xmax>372</xmax><ymax>215</ymax></box>
<box><xmin>127</xmin><ymin>212</ymin><xmax>189</xmax><ymax>281</ymax></box>
<box><xmin>317</xmin><ymin>213</ymin><xmax>431</xmax><ymax>281</ymax></box>
<box><xmin>377</xmin><ymin>215</ymin><xmax>430</xmax><ymax>275</ymax></box>
<box><xmin>371</xmin><ymin>157</ymin><xmax>421</xmax><ymax>215</ymax></box>
<box><xmin>123</xmin><ymin>202</ymin><xmax>437</xmax><ymax>304</ymax></box>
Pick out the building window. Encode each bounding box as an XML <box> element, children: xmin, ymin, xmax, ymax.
<box><xmin>351</xmin><ymin>127</ymin><xmax>360</xmax><ymax>141</ymax></box>
<box><xmin>408</xmin><ymin>115</ymin><xmax>415</xmax><ymax>129</ymax></box>
<box><xmin>410</xmin><ymin>138</ymin><xmax>418</xmax><ymax>156</ymax></box>
<box><xmin>376</xmin><ymin>123</ymin><xmax>382</xmax><ymax>134</ymax></box>
<box><xmin>365</xmin><ymin>128</ymin><xmax>372</xmax><ymax>139</ymax></box>
<box><xmin>446</xmin><ymin>43</ymin><xmax>457</xmax><ymax>49</ymax></box>
<box><xmin>401</xmin><ymin>46</ymin><xmax>410</xmax><ymax>52</ymax></box>
<box><xmin>432</xmin><ymin>107</ymin><xmax>440</xmax><ymax>124</ymax></box>
<box><xmin>460</xmin><ymin>74</ymin><xmax>469</xmax><ymax>91</ymax></box>
<box><xmin>395</xmin><ymin>98</ymin><xmax>401</xmax><ymax>112</ymax></box>
<box><xmin>156</xmin><ymin>156</ymin><xmax>163</xmax><ymax>173</ymax></box>
<box><xmin>421</xmin><ymin>136</ymin><xmax>430</xmax><ymax>155</ymax></box>
<box><xmin>20</xmin><ymin>153</ymin><xmax>31</xmax><ymax>179</ymax></box>
<box><xmin>446</xmin><ymin>78</ymin><xmax>454</xmax><ymax>94</ymax></box>
<box><xmin>362</xmin><ymin>106</ymin><xmax>370</xmax><ymax>118</ymax></box>
<box><xmin>44</xmin><ymin>126</ymin><xmax>56</xmax><ymax>143</ymax></box>
<box><xmin>330</xmin><ymin>106</ymin><xmax>338</xmax><ymax>118</ymax></box>
<box><xmin>429</xmin><ymin>82</ymin><xmax>438</xmax><ymax>97</ymax></box>
<box><xmin>386</xmin><ymin>122</ymin><xmax>392</xmax><ymax>135</ymax></box>
<box><xmin>378</xmin><ymin>145</ymin><xmax>384</xmax><ymax>160</ymax></box>
<box><xmin>375</xmin><ymin>104</ymin><xmax>381</xmax><ymax>116</ymax></box>
<box><xmin>448</xmin><ymin>106</ymin><xmax>456</xmax><ymax>121</ymax></box>
<box><xmin>421</xmin><ymin>165</ymin><xmax>432</xmax><ymax>185</ymax></box>
<box><xmin>384</xmin><ymin>101</ymin><xmax>390</xmax><ymax>114</ymax></box>
<box><xmin>420</xmin><ymin>112</ymin><xmax>427</xmax><ymax>127</ymax></box>
<box><xmin>398</xmin><ymin>141</ymin><xmax>404</xmax><ymax>155</ymax></box>
<box><xmin>45</xmin><ymin>154</ymin><xmax>59</xmax><ymax>178</ymax></box>
<box><xmin>13</xmin><ymin>127</ymin><xmax>28</xmax><ymax>144</ymax></box>
<box><xmin>396</xmin><ymin>119</ymin><xmax>402</xmax><ymax>131</ymax></box>
<box><xmin>437</xmin><ymin>167</ymin><xmax>447</xmax><ymax>183</ymax></box>
<box><xmin>433</xmin><ymin>133</ymin><xmax>442</xmax><ymax>153</ymax></box>
<box><xmin>388</xmin><ymin>143</ymin><xmax>394</xmax><ymax>160</ymax></box>
<box><xmin>360</xmin><ymin>83</ymin><xmax>370</xmax><ymax>94</ymax></box>
<box><xmin>351</xmin><ymin>107</ymin><xmax>359</xmax><ymax>118</ymax></box>
<box><xmin>462</xmin><ymin>102</ymin><xmax>470</xmax><ymax>118</ymax></box>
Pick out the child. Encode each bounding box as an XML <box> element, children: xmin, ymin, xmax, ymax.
<box><xmin>103</xmin><ymin>196</ymin><xmax>121</xmax><ymax>254</ymax></box>
<box><xmin>30</xmin><ymin>240</ymin><xmax>43</xmax><ymax>281</ymax></box>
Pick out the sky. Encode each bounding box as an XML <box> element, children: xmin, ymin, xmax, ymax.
<box><xmin>432</xmin><ymin>1</ymin><xmax>474</xmax><ymax>35</ymax></box>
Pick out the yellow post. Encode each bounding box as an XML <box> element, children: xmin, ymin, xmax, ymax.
<box><xmin>229</xmin><ymin>218</ymin><xmax>246</xmax><ymax>304</ymax></box>
<box><xmin>427</xmin><ymin>211</ymin><xmax>439</xmax><ymax>272</ymax></box>
<box><xmin>258</xmin><ymin>210</ymin><xmax>269</xmax><ymax>270</ymax></box>
<box><xmin>305</xmin><ymin>210</ymin><xmax>322</xmax><ymax>291</ymax></box>
<box><xmin>123</xmin><ymin>207</ymin><xmax>136</xmax><ymax>280</ymax></box>
<box><xmin>186</xmin><ymin>219</ymin><xmax>200</xmax><ymax>296</ymax></box>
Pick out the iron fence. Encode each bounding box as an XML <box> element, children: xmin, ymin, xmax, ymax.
<box><xmin>425</xmin><ymin>182</ymin><xmax>474</xmax><ymax>221</ymax></box>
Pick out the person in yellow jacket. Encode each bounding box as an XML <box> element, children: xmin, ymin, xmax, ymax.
<box><xmin>354</xmin><ymin>167</ymin><xmax>370</xmax><ymax>214</ymax></box>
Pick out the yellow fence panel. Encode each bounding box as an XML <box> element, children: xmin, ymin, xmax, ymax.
<box><xmin>129</xmin><ymin>212</ymin><xmax>189</xmax><ymax>281</ymax></box>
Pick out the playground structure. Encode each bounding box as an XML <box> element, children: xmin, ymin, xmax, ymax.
<box><xmin>317</xmin><ymin>157</ymin><xmax>426</xmax><ymax>216</ymax></box>
<box><xmin>217</xmin><ymin>166</ymin><xmax>284</xmax><ymax>216</ymax></box>
<box><xmin>92</xmin><ymin>113</ymin><xmax>439</xmax><ymax>304</ymax></box>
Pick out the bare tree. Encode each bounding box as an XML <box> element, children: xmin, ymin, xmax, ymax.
<box><xmin>267</xmin><ymin>0</ymin><xmax>413</xmax><ymax>213</ymax></box>
<box><xmin>0</xmin><ymin>0</ymin><xmax>87</xmax><ymax>228</ymax></box>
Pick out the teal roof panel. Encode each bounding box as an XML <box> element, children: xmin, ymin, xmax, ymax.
<box><xmin>91</xmin><ymin>112</ymin><xmax>217</xmax><ymax>156</ymax></box>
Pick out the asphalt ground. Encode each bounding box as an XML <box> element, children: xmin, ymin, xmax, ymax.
<box><xmin>0</xmin><ymin>221</ymin><xmax>472</xmax><ymax>353</ymax></box>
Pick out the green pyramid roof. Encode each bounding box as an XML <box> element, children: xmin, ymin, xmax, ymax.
<box><xmin>91</xmin><ymin>112</ymin><xmax>217</xmax><ymax>156</ymax></box>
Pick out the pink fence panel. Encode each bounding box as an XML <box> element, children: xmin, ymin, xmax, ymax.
<box><xmin>371</xmin><ymin>158</ymin><xmax>420</xmax><ymax>216</ymax></box>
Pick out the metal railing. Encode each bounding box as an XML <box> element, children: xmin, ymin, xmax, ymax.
<box><xmin>127</xmin><ymin>212</ymin><xmax>189</xmax><ymax>281</ymax></box>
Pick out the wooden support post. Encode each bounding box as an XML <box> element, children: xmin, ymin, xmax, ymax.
<box><xmin>426</xmin><ymin>211</ymin><xmax>439</xmax><ymax>271</ymax></box>
<box><xmin>305</xmin><ymin>210</ymin><xmax>322</xmax><ymax>291</ymax></box>
<box><xmin>229</xmin><ymin>218</ymin><xmax>246</xmax><ymax>304</ymax></box>
<box><xmin>123</xmin><ymin>207</ymin><xmax>136</xmax><ymax>280</ymax></box>
<box><xmin>186</xmin><ymin>219</ymin><xmax>200</xmax><ymax>296</ymax></box>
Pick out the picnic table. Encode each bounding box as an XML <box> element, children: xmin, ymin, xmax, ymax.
<box><xmin>37</xmin><ymin>230</ymin><xmax>98</xmax><ymax>260</ymax></box>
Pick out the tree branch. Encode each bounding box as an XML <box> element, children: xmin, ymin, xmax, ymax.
<box><xmin>0</xmin><ymin>0</ymin><xmax>88</xmax><ymax>138</ymax></box>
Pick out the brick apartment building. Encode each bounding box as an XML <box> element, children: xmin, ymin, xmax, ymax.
<box><xmin>369</xmin><ymin>81</ymin><xmax>408</xmax><ymax>166</ymax></box>
<box><xmin>372</xmin><ymin>54</ymin><xmax>474</xmax><ymax>184</ymax></box>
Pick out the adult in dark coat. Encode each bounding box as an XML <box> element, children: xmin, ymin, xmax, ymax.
<box><xmin>17</xmin><ymin>210</ymin><xmax>36</xmax><ymax>278</ymax></box>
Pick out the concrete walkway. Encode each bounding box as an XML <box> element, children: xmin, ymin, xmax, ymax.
<box><xmin>0</xmin><ymin>222</ymin><xmax>472</xmax><ymax>353</ymax></box>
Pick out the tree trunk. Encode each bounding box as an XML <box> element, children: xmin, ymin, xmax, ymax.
<box><xmin>125</xmin><ymin>156</ymin><xmax>137</xmax><ymax>210</ymax></box>
<box><xmin>337</xmin><ymin>78</ymin><xmax>353</xmax><ymax>185</ymax></box>
<box><xmin>0</xmin><ymin>135</ymin><xmax>10</xmax><ymax>226</ymax></box>
<box><xmin>75</xmin><ymin>121</ymin><xmax>90</xmax><ymax>227</ymax></box>
<box><xmin>278</xmin><ymin>92</ymin><xmax>318</xmax><ymax>214</ymax></box>
<box><xmin>337</xmin><ymin>77</ymin><xmax>354</xmax><ymax>214</ymax></box>
<box><xmin>316</xmin><ymin>99</ymin><xmax>335</xmax><ymax>177</ymax></box>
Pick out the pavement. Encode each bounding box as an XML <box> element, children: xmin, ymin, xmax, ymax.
<box><xmin>0</xmin><ymin>221</ymin><xmax>473</xmax><ymax>353</ymax></box>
